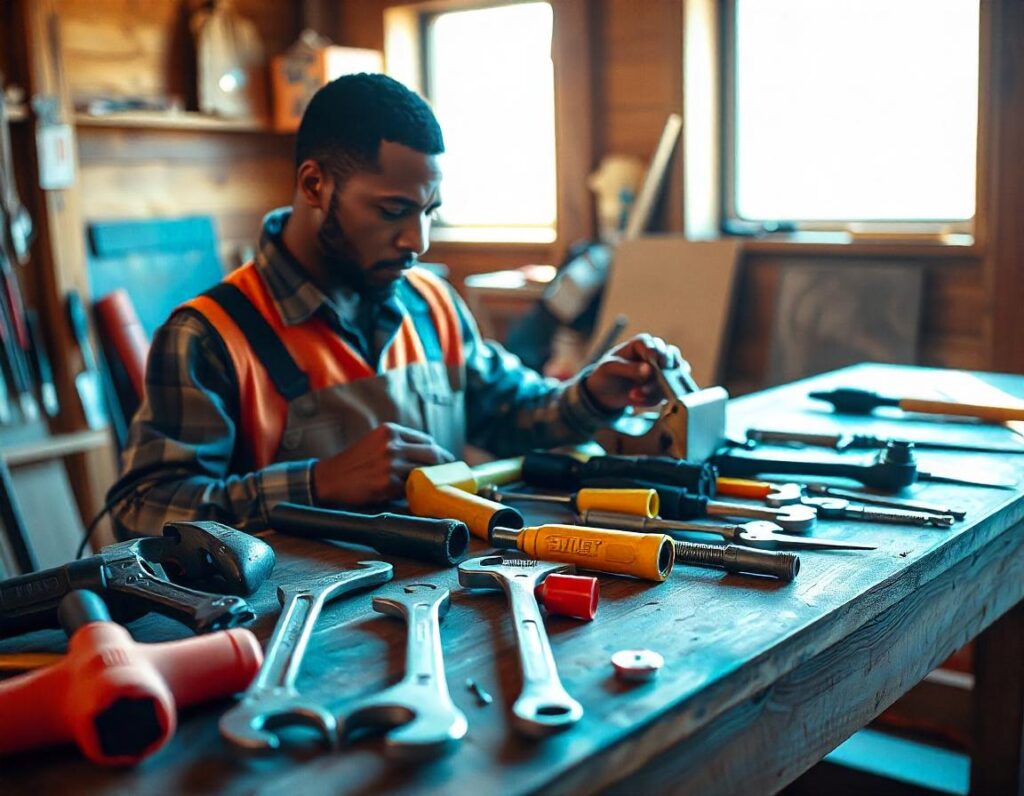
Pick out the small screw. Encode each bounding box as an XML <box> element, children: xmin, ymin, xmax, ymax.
<box><xmin>466</xmin><ymin>677</ymin><xmax>493</xmax><ymax>705</ymax></box>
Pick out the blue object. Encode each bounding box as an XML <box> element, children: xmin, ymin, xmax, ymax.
<box><xmin>86</xmin><ymin>216</ymin><xmax>225</xmax><ymax>339</ymax></box>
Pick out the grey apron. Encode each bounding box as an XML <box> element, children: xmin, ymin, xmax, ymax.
<box><xmin>203</xmin><ymin>281</ymin><xmax>466</xmax><ymax>466</ymax></box>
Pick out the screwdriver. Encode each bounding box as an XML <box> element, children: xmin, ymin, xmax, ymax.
<box><xmin>490</xmin><ymin>524</ymin><xmax>675</xmax><ymax>582</ymax></box>
<box><xmin>269</xmin><ymin>503</ymin><xmax>470</xmax><ymax>567</ymax></box>
<box><xmin>479</xmin><ymin>484</ymin><xmax>660</xmax><ymax>518</ymax></box>
<box><xmin>672</xmin><ymin>540</ymin><xmax>799</xmax><ymax>582</ymax></box>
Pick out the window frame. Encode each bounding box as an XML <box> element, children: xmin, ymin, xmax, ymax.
<box><xmin>383</xmin><ymin>0</ymin><xmax>595</xmax><ymax>253</ymax></box>
<box><xmin>718</xmin><ymin>0</ymin><xmax>981</xmax><ymax>241</ymax></box>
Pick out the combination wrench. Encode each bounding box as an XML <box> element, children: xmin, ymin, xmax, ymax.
<box><xmin>458</xmin><ymin>556</ymin><xmax>584</xmax><ymax>737</ymax></box>
<box><xmin>764</xmin><ymin>483</ymin><xmax>955</xmax><ymax>527</ymax></box>
<box><xmin>219</xmin><ymin>560</ymin><xmax>393</xmax><ymax>752</ymax></box>
<box><xmin>338</xmin><ymin>583</ymin><xmax>468</xmax><ymax>760</ymax></box>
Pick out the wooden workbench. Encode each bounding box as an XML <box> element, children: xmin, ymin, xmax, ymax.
<box><xmin>2</xmin><ymin>363</ymin><xmax>1024</xmax><ymax>795</ymax></box>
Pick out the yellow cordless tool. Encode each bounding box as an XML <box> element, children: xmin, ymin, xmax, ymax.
<box><xmin>490</xmin><ymin>523</ymin><xmax>675</xmax><ymax>582</ymax></box>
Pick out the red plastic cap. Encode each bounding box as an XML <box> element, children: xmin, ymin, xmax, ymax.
<box><xmin>535</xmin><ymin>574</ymin><xmax>599</xmax><ymax>621</ymax></box>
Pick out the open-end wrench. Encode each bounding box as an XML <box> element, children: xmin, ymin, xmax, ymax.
<box><xmin>219</xmin><ymin>561</ymin><xmax>393</xmax><ymax>753</ymax></box>
<box><xmin>338</xmin><ymin>583</ymin><xmax>467</xmax><ymax>760</ymax></box>
<box><xmin>458</xmin><ymin>556</ymin><xmax>583</xmax><ymax>737</ymax></box>
<box><xmin>804</xmin><ymin>483</ymin><xmax>968</xmax><ymax>521</ymax></box>
<box><xmin>580</xmin><ymin>511</ymin><xmax>875</xmax><ymax>552</ymax></box>
<box><xmin>764</xmin><ymin>484</ymin><xmax>956</xmax><ymax>527</ymax></box>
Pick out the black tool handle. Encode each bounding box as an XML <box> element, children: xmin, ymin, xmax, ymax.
<box><xmin>710</xmin><ymin>450</ymin><xmax>917</xmax><ymax>492</ymax></box>
<box><xmin>269</xmin><ymin>503</ymin><xmax>470</xmax><ymax>567</ymax></box>
<box><xmin>0</xmin><ymin>557</ymin><xmax>104</xmax><ymax>636</ymax></box>
<box><xmin>104</xmin><ymin>567</ymin><xmax>253</xmax><ymax>633</ymax></box>
<box><xmin>58</xmin><ymin>589</ymin><xmax>110</xmax><ymax>635</ymax></box>
<box><xmin>522</xmin><ymin>452</ymin><xmax>718</xmax><ymax>497</ymax></box>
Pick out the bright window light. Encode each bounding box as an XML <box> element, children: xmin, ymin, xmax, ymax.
<box><xmin>733</xmin><ymin>0</ymin><xmax>979</xmax><ymax>223</ymax></box>
<box><xmin>426</xmin><ymin>2</ymin><xmax>556</xmax><ymax>236</ymax></box>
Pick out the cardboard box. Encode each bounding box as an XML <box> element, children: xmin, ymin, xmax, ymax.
<box><xmin>272</xmin><ymin>42</ymin><xmax>383</xmax><ymax>132</ymax></box>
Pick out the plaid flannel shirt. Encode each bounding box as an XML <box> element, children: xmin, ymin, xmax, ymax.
<box><xmin>109</xmin><ymin>208</ymin><xmax>619</xmax><ymax>537</ymax></box>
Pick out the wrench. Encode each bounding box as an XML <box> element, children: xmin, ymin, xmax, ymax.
<box><xmin>219</xmin><ymin>561</ymin><xmax>393</xmax><ymax>752</ymax></box>
<box><xmin>703</xmin><ymin>499</ymin><xmax>817</xmax><ymax>532</ymax></box>
<box><xmin>458</xmin><ymin>556</ymin><xmax>583</xmax><ymax>737</ymax></box>
<box><xmin>338</xmin><ymin>583</ymin><xmax>467</xmax><ymax>761</ymax></box>
<box><xmin>804</xmin><ymin>483</ymin><xmax>968</xmax><ymax>521</ymax></box>
<box><xmin>764</xmin><ymin>484</ymin><xmax>955</xmax><ymax>527</ymax></box>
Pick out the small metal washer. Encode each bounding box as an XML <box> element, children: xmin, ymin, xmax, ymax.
<box><xmin>611</xmin><ymin>649</ymin><xmax>664</xmax><ymax>682</ymax></box>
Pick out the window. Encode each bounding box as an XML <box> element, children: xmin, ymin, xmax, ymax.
<box><xmin>725</xmin><ymin>0</ymin><xmax>980</xmax><ymax>231</ymax></box>
<box><xmin>421</xmin><ymin>2</ymin><xmax>557</xmax><ymax>241</ymax></box>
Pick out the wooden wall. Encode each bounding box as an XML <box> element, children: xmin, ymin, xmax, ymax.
<box><xmin>58</xmin><ymin>0</ymin><xmax>300</xmax><ymax>266</ymax></box>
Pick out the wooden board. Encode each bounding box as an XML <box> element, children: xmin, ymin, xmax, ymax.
<box><xmin>594</xmin><ymin>236</ymin><xmax>741</xmax><ymax>386</ymax></box>
<box><xmin>3</xmin><ymin>363</ymin><xmax>1024</xmax><ymax>793</ymax></box>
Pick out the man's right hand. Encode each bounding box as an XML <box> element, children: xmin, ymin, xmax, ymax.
<box><xmin>312</xmin><ymin>423</ymin><xmax>455</xmax><ymax>506</ymax></box>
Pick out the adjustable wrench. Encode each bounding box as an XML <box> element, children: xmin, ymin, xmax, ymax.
<box><xmin>219</xmin><ymin>561</ymin><xmax>393</xmax><ymax>753</ymax></box>
<box><xmin>338</xmin><ymin>583</ymin><xmax>467</xmax><ymax>760</ymax></box>
<box><xmin>764</xmin><ymin>484</ymin><xmax>955</xmax><ymax>527</ymax></box>
<box><xmin>458</xmin><ymin>556</ymin><xmax>583</xmax><ymax>737</ymax></box>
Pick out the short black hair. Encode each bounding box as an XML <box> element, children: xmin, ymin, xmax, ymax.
<box><xmin>295</xmin><ymin>73</ymin><xmax>445</xmax><ymax>179</ymax></box>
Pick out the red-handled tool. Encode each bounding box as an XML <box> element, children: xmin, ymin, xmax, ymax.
<box><xmin>534</xmin><ymin>573</ymin><xmax>599</xmax><ymax>620</ymax></box>
<box><xmin>0</xmin><ymin>590</ymin><xmax>263</xmax><ymax>766</ymax></box>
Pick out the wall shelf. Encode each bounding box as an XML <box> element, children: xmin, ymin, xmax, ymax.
<box><xmin>74</xmin><ymin>110</ymin><xmax>292</xmax><ymax>134</ymax></box>
<box><xmin>1</xmin><ymin>429</ymin><xmax>112</xmax><ymax>468</ymax></box>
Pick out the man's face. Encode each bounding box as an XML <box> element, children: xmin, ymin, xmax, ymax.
<box><xmin>317</xmin><ymin>140</ymin><xmax>443</xmax><ymax>296</ymax></box>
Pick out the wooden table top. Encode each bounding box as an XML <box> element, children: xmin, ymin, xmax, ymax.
<box><xmin>4</xmin><ymin>363</ymin><xmax>1024</xmax><ymax>795</ymax></box>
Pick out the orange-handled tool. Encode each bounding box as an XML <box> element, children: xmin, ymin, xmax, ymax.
<box><xmin>490</xmin><ymin>524</ymin><xmax>674</xmax><ymax>582</ymax></box>
<box><xmin>715</xmin><ymin>477</ymin><xmax>777</xmax><ymax>500</ymax></box>
<box><xmin>479</xmin><ymin>485</ymin><xmax>659</xmax><ymax>518</ymax></box>
<box><xmin>0</xmin><ymin>590</ymin><xmax>263</xmax><ymax>766</ymax></box>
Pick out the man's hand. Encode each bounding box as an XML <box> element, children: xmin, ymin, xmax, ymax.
<box><xmin>313</xmin><ymin>423</ymin><xmax>454</xmax><ymax>506</ymax></box>
<box><xmin>583</xmin><ymin>333</ymin><xmax>685</xmax><ymax>412</ymax></box>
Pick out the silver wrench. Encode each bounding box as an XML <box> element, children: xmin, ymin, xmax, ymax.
<box><xmin>703</xmin><ymin>498</ymin><xmax>817</xmax><ymax>532</ymax></box>
<box><xmin>764</xmin><ymin>484</ymin><xmax>955</xmax><ymax>527</ymax></box>
<box><xmin>458</xmin><ymin>556</ymin><xmax>584</xmax><ymax>737</ymax></box>
<box><xmin>219</xmin><ymin>560</ymin><xmax>393</xmax><ymax>752</ymax></box>
<box><xmin>338</xmin><ymin>583</ymin><xmax>467</xmax><ymax>761</ymax></box>
<box><xmin>804</xmin><ymin>483</ymin><xmax>968</xmax><ymax>521</ymax></box>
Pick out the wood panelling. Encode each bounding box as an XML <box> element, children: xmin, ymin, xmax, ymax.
<box><xmin>57</xmin><ymin>0</ymin><xmax>302</xmax><ymax>267</ymax></box>
<box><xmin>56</xmin><ymin>0</ymin><xmax>300</xmax><ymax>107</ymax></box>
<box><xmin>76</xmin><ymin>127</ymin><xmax>295</xmax><ymax>262</ymax></box>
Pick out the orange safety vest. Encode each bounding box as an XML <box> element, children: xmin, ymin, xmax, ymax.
<box><xmin>183</xmin><ymin>262</ymin><xmax>465</xmax><ymax>470</ymax></box>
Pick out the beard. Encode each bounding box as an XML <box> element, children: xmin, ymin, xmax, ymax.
<box><xmin>317</xmin><ymin>191</ymin><xmax>415</xmax><ymax>300</ymax></box>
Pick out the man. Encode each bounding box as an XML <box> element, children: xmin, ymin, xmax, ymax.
<box><xmin>109</xmin><ymin>73</ymin><xmax>682</xmax><ymax>536</ymax></box>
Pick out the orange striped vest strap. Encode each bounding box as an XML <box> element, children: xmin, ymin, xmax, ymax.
<box><xmin>181</xmin><ymin>263</ymin><xmax>465</xmax><ymax>469</ymax></box>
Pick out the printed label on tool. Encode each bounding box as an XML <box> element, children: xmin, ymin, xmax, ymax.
<box><xmin>544</xmin><ymin>536</ymin><xmax>604</xmax><ymax>557</ymax></box>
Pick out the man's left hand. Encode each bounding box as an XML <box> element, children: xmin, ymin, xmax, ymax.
<box><xmin>583</xmin><ymin>333</ymin><xmax>685</xmax><ymax>412</ymax></box>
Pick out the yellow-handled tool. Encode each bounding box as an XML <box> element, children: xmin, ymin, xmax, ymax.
<box><xmin>809</xmin><ymin>387</ymin><xmax>1024</xmax><ymax>424</ymax></box>
<box><xmin>479</xmin><ymin>485</ymin><xmax>660</xmax><ymax>518</ymax></box>
<box><xmin>406</xmin><ymin>457</ymin><xmax>525</xmax><ymax>540</ymax></box>
<box><xmin>490</xmin><ymin>524</ymin><xmax>674</xmax><ymax>582</ymax></box>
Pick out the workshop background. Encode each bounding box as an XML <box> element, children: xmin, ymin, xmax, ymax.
<box><xmin>0</xmin><ymin>1</ymin><xmax>1020</xmax><ymax>792</ymax></box>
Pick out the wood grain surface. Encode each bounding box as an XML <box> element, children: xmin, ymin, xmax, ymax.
<box><xmin>2</xmin><ymin>363</ymin><xmax>1023</xmax><ymax>795</ymax></box>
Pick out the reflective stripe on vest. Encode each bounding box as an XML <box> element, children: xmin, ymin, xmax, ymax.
<box><xmin>182</xmin><ymin>263</ymin><xmax>465</xmax><ymax>469</ymax></box>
